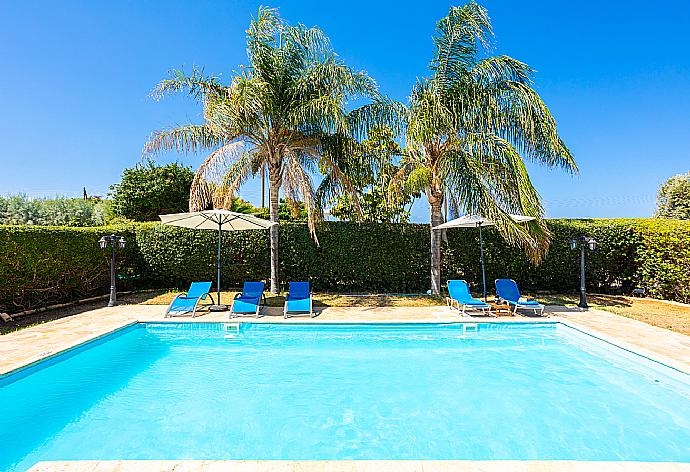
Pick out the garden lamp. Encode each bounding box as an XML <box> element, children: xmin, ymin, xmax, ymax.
<box><xmin>569</xmin><ymin>236</ymin><xmax>596</xmax><ymax>309</ymax></box>
<box><xmin>99</xmin><ymin>234</ymin><xmax>126</xmax><ymax>307</ymax></box>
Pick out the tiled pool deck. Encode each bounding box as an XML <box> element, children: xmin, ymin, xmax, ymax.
<box><xmin>3</xmin><ymin>303</ymin><xmax>689</xmax><ymax>471</ymax></box>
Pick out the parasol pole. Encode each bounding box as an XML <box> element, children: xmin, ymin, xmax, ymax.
<box><xmin>479</xmin><ymin>223</ymin><xmax>487</xmax><ymax>301</ymax></box>
<box><xmin>217</xmin><ymin>221</ymin><xmax>222</xmax><ymax>306</ymax></box>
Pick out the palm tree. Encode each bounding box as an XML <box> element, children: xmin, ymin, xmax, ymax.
<box><xmin>144</xmin><ymin>7</ymin><xmax>387</xmax><ymax>293</ymax></box>
<box><xmin>391</xmin><ymin>2</ymin><xmax>577</xmax><ymax>294</ymax></box>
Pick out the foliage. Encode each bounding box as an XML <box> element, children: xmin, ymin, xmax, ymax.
<box><xmin>389</xmin><ymin>2</ymin><xmax>576</xmax><ymax>293</ymax></box>
<box><xmin>109</xmin><ymin>163</ymin><xmax>195</xmax><ymax>221</ymax></box>
<box><xmin>329</xmin><ymin>126</ymin><xmax>416</xmax><ymax>223</ymax></box>
<box><xmin>330</xmin><ymin>189</ymin><xmax>412</xmax><ymax>223</ymax></box>
<box><xmin>135</xmin><ymin>223</ymin><xmax>269</xmax><ymax>289</ymax></box>
<box><xmin>253</xmin><ymin>199</ymin><xmax>308</xmax><ymax>221</ymax></box>
<box><xmin>635</xmin><ymin>219</ymin><xmax>690</xmax><ymax>302</ymax></box>
<box><xmin>0</xmin><ymin>194</ymin><xmax>110</xmax><ymax>226</ymax></box>
<box><xmin>2</xmin><ymin>218</ymin><xmax>689</xmax><ymax>313</ymax></box>
<box><xmin>227</xmin><ymin>196</ymin><xmax>261</xmax><ymax>214</ymax></box>
<box><xmin>0</xmin><ymin>224</ymin><xmax>149</xmax><ymax>313</ymax></box>
<box><xmin>655</xmin><ymin>172</ymin><xmax>690</xmax><ymax>219</ymax></box>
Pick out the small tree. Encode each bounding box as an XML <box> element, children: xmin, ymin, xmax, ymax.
<box><xmin>329</xmin><ymin>126</ymin><xmax>416</xmax><ymax>223</ymax></box>
<box><xmin>656</xmin><ymin>172</ymin><xmax>690</xmax><ymax>220</ymax></box>
<box><xmin>110</xmin><ymin>163</ymin><xmax>195</xmax><ymax>221</ymax></box>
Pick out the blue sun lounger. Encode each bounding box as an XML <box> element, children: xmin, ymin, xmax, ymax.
<box><xmin>446</xmin><ymin>279</ymin><xmax>493</xmax><ymax>316</ymax></box>
<box><xmin>230</xmin><ymin>281</ymin><xmax>266</xmax><ymax>318</ymax></box>
<box><xmin>495</xmin><ymin>278</ymin><xmax>545</xmax><ymax>316</ymax></box>
<box><xmin>164</xmin><ymin>281</ymin><xmax>213</xmax><ymax>318</ymax></box>
<box><xmin>284</xmin><ymin>281</ymin><xmax>314</xmax><ymax>318</ymax></box>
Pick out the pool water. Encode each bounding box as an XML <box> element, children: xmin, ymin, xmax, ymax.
<box><xmin>2</xmin><ymin>322</ymin><xmax>690</xmax><ymax>469</ymax></box>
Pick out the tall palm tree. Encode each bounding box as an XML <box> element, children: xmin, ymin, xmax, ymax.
<box><xmin>392</xmin><ymin>2</ymin><xmax>577</xmax><ymax>294</ymax></box>
<box><xmin>144</xmin><ymin>7</ymin><xmax>387</xmax><ymax>293</ymax></box>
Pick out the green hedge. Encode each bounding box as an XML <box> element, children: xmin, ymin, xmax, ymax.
<box><xmin>1</xmin><ymin>219</ymin><xmax>688</xmax><ymax>313</ymax></box>
<box><xmin>443</xmin><ymin>219</ymin><xmax>646</xmax><ymax>295</ymax></box>
<box><xmin>0</xmin><ymin>224</ymin><xmax>149</xmax><ymax>313</ymax></box>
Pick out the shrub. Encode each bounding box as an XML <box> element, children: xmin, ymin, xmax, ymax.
<box><xmin>278</xmin><ymin>222</ymin><xmax>430</xmax><ymax>292</ymax></box>
<box><xmin>0</xmin><ymin>195</ymin><xmax>109</xmax><ymax>226</ymax></box>
<box><xmin>109</xmin><ymin>163</ymin><xmax>195</xmax><ymax>221</ymax></box>
<box><xmin>655</xmin><ymin>172</ymin><xmax>690</xmax><ymax>219</ymax></box>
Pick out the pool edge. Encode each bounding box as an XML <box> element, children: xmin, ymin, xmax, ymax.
<box><xmin>0</xmin><ymin>321</ymin><xmax>139</xmax><ymax>382</ymax></box>
<box><xmin>28</xmin><ymin>459</ymin><xmax>690</xmax><ymax>471</ymax></box>
<box><xmin>3</xmin><ymin>319</ymin><xmax>689</xmax><ymax>384</ymax></box>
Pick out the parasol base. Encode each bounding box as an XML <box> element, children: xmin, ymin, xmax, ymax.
<box><xmin>209</xmin><ymin>304</ymin><xmax>228</xmax><ymax>312</ymax></box>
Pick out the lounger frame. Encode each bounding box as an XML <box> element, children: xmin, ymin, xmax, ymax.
<box><xmin>446</xmin><ymin>296</ymin><xmax>494</xmax><ymax>316</ymax></box>
<box><xmin>504</xmin><ymin>300</ymin><xmax>545</xmax><ymax>316</ymax></box>
<box><xmin>446</xmin><ymin>279</ymin><xmax>495</xmax><ymax>316</ymax></box>
<box><xmin>284</xmin><ymin>298</ymin><xmax>314</xmax><ymax>319</ymax></box>
<box><xmin>230</xmin><ymin>292</ymin><xmax>266</xmax><ymax>319</ymax></box>
<box><xmin>495</xmin><ymin>279</ymin><xmax>545</xmax><ymax>316</ymax></box>
<box><xmin>164</xmin><ymin>291</ymin><xmax>214</xmax><ymax>318</ymax></box>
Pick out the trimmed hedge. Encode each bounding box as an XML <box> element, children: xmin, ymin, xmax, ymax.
<box><xmin>0</xmin><ymin>224</ymin><xmax>149</xmax><ymax>313</ymax></box>
<box><xmin>1</xmin><ymin>218</ymin><xmax>688</xmax><ymax>313</ymax></box>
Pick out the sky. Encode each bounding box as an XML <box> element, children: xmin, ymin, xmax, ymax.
<box><xmin>1</xmin><ymin>0</ymin><xmax>689</xmax><ymax>222</ymax></box>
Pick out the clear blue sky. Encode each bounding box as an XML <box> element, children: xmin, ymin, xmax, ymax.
<box><xmin>2</xmin><ymin>0</ymin><xmax>689</xmax><ymax>221</ymax></box>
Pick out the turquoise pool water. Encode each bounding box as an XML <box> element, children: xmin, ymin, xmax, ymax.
<box><xmin>1</xmin><ymin>322</ymin><xmax>690</xmax><ymax>469</ymax></box>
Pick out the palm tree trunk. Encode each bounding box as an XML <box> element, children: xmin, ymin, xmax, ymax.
<box><xmin>430</xmin><ymin>200</ymin><xmax>443</xmax><ymax>295</ymax></box>
<box><xmin>268</xmin><ymin>178</ymin><xmax>280</xmax><ymax>294</ymax></box>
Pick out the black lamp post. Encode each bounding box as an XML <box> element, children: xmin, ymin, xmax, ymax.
<box><xmin>569</xmin><ymin>235</ymin><xmax>597</xmax><ymax>309</ymax></box>
<box><xmin>99</xmin><ymin>234</ymin><xmax>126</xmax><ymax>307</ymax></box>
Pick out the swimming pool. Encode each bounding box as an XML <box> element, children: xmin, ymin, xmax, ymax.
<box><xmin>1</xmin><ymin>322</ymin><xmax>690</xmax><ymax>469</ymax></box>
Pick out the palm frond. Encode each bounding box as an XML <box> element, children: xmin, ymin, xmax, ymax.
<box><xmin>283</xmin><ymin>152</ymin><xmax>320</xmax><ymax>239</ymax></box>
<box><xmin>189</xmin><ymin>141</ymin><xmax>256</xmax><ymax>211</ymax></box>
<box><xmin>142</xmin><ymin>124</ymin><xmax>226</xmax><ymax>157</ymax></box>
<box><xmin>441</xmin><ymin>133</ymin><xmax>550</xmax><ymax>261</ymax></box>
<box><xmin>152</xmin><ymin>68</ymin><xmax>226</xmax><ymax>102</ymax></box>
<box><xmin>431</xmin><ymin>2</ymin><xmax>492</xmax><ymax>90</ymax></box>
<box><xmin>347</xmin><ymin>99</ymin><xmax>407</xmax><ymax>141</ymax></box>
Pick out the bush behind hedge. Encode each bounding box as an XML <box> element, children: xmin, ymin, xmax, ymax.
<box><xmin>1</xmin><ymin>218</ymin><xmax>688</xmax><ymax>313</ymax></box>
